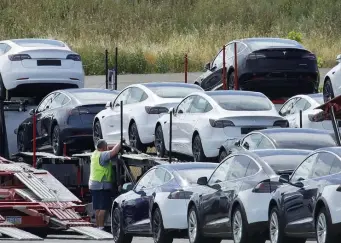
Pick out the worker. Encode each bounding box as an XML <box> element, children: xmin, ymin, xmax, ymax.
<box><xmin>89</xmin><ymin>139</ymin><xmax>123</xmax><ymax>230</ymax></box>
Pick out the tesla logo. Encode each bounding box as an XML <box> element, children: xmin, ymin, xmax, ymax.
<box><xmin>283</xmin><ymin>51</ymin><xmax>287</xmax><ymax>55</ymax></box>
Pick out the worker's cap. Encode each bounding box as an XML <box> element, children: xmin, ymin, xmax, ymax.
<box><xmin>96</xmin><ymin>139</ymin><xmax>108</xmax><ymax>149</ymax></box>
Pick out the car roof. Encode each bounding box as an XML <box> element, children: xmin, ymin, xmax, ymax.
<box><xmin>158</xmin><ymin>162</ymin><xmax>217</xmax><ymax>171</ymax></box>
<box><xmin>306</xmin><ymin>93</ymin><xmax>323</xmax><ymax>99</ymax></box>
<box><xmin>140</xmin><ymin>82</ymin><xmax>202</xmax><ymax>89</ymax></box>
<box><xmin>63</xmin><ymin>88</ymin><xmax>119</xmax><ymax>94</ymax></box>
<box><xmin>259</xmin><ymin>128</ymin><xmax>332</xmax><ymax>135</ymax></box>
<box><xmin>206</xmin><ymin>90</ymin><xmax>266</xmax><ymax>97</ymax></box>
<box><xmin>315</xmin><ymin>147</ymin><xmax>341</xmax><ymax>157</ymax></box>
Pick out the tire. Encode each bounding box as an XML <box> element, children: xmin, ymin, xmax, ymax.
<box><xmin>51</xmin><ymin>125</ymin><xmax>62</xmax><ymax>156</ymax></box>
<box><xmin>152</xmin><ymin>207</ymin><xmax>173</xmax><ymax>243</ymax></box>
<box><xmin>154</xmin><ymin>125</ymin><xmax>166</xmax><ymax>157</ymax></box>
<box><xmin>129</xmin><ymin>122</ymin><xmax>147</xmax><ymax>153</ymax></box>
<box><xmin>269</xmin><ymin>207</ymin><xmax>306</xmax><ymax>243</ymax></box>
<box><xmin>111</xmin><ymin>207</ymin><xmax>133</xmax><ymax>243</ymax></box>
<box><xmin>188</xmin><ymin>206</ymin><xmax>219</xmax><ymax>243</ymax></box>
<box><xmin>316</xmin><ymin>207</ymin><xmax>337</xmax><ymax>243</ymax></box>
<box><xmin>93</xmin><ymin>120</ymin><xmax>103</xmax><ymax>148</ymax></box>
<box><xmin>192</xmin><ymin>134</ymin><xmax>207</xmax><ymax>162</ymax></box>
<box><xmin>17</xmin><ymin>129</ymin><xmax>28</xmax><ymax>152</ymax></box>
<box><xmin>218</xmin><ymin>149</ymin><xmax>228</xmax><ymax>162</ymax></box>
<box><xmin>323</xmin><ymin>78</ymin><xmax>335</xmax><ymax>103</ymax></box>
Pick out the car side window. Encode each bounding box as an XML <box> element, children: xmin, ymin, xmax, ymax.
<box><xmin>237</xmin><ymin>42</ymin><xmax>246</xmax><ymax>53</ymax></box>
<box><xmin>134</xmin><ymin>169</ymin><xmax>155</xmax><ymax>191</ymax></box>
<box><xmin>226</xmin><ymin>43</ymin><xmax>235</xmax><ymax>59</ymax></box>
<box><xmin>0</xmin><ymin>44</ymin><xmax>10</xmax><ymax>55</ymax></box>
<box><xmin>114</xmin><ymin>88</ymin><xmax>130</xmax><ymax>107</ymax></box>
<box><xmin>290</xmin><ymin>98</ymin><xmax>308</xmax><ymax>114</ymax></box>
<box><xmin>208</xmin><ymin>156</ymin><xmax>234</xmax><ymax>185</ymax></box>
<box><xmin>330</xmin><ymin>157</ymin><xmax>341</xmax><ymax>175</ymax></box>
<box><xmin>311</xmin><ymin>152</ymin><xmax>335</xmax><ymax>178</ymax></box>
<box><xmin>279</xmin><ymin>98</ymin><xmax>296</xmax><ymax>116</ymax></box>
<box><xmin>189</xmin><ymin>96</ymin><xmax>211</xmax><ymax>113</ymax></box>
<box><xmin>227</xmin><ymin>155</ymin><xmax>250</xmax><ymax>180</ymax></box>
<box><xmin>211</xmin><ymin>49</ymin><xmax>223</xmax><ymax>69</ymax></box>
<box><xmin>164</xmin><ymin>170</ymin><xmax>172</xmax><ymax>182</ymax></box>
<box><xmin>256</xmin><ymin>137</ymin><xmax>275</xmax><ymax>149</ymax></box>
<box><xmin>149</xmin><ymin>168</ymin><xmax>167</xmax><ymax>187</ymax></box>
<box><xmin>241</xmin><ymin>133</ymin><xmax>263</xmax><ymax>150</ymax></box>
<box><xmin>127</xmin><ymin>87</ymin><xmax>148</xmax><ymax>104</ymax></box>
<box><xmin>36</xmin><ymin>93</ymin><xmax>56</xmax><ymax>113</ymax></box>
<box><xmin>176</xmin><ymin>96</ymin><xmax>195</xmax><ymax>115</ymax></box>
<box><xmin>245</xmin><ymin>159</ymin><xmax>260</xmax><ymax>177</ymax></box>
<box><xmin>49</xmin><ymin>93</ymin><xmax>67</xmax><ymax>109</ymax></box>
<box><xmin>290</xmin><ymin>153</ymin><xmax>317</xmax><ymax>182</ymax></box>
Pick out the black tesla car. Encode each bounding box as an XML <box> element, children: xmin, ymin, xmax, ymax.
<box><xmin>218</xmin><ymin>128</ymin><xmax>337</xmax><ymax>162</ymax></box>
<box><xmin>194</xmin><ymin>38</ymin><xmax>319</xmax><ymax>99</ymax></box>
<box><xmin>187</xmin><ymin>149</ymin><xmax>311</xmax><ymax>243</ymax></box>
<box><xmin>16</xmin><ymin>88</ymin><xmax>119</xmax><ymax>155</ymax></box>
<box><xmin>268</xmin><ymin>147</ymin><xmax>341</xmax><ymax>243</ymax></box>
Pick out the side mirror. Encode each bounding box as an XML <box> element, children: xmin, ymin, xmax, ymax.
<box><xmin>293</xmin><ymin>181</ymin><xmax>304</xmax><ymax>188</ymax></box>
<box><xmin>279</xmin><ymin>174</ymin><xmax>289</xmax><ymax>183</ymax></box>
<box><xmin>234</xmin><ymin>140</ymin><xmax>240</xmax><ymax>146</ymax></box>
<box><xmin>336</xmin><ymin>54</ymin><xmax>341</xmax><ymax>63</ymax></box>
<box><xmin>122</xmin><ymin>182</ymin><xmax>133</xmax><ymax>192</ymax></box>
<box><xmin>105</xmin><ymin>101</ymin><xmax>112</xmax><ymax>108</ymax></box>
<box><xmin>29</xmin><ymin>109</ymin><xmax>36</xmax><ymax>115</ymax></box>
<box><xmin>197</xmin><ymin>176</ymin><xmax>208</xmax><ymax>185</ymax></box>
<box><xmin>204</xmin><ymin>62</ymin><xmax>211</xmax><ymax>71</ymax></box>
<box><xmin>115</xmin><ymin>102</ymin><xmax>120</xmax><ymax>107</ymax></box>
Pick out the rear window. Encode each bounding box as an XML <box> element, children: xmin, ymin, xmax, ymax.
<box><xmin>73</xmin><ymin>92</ymin><xmax>117</xmax><ymax>102</ymax></box>
<box><xmin>210</xmin><ymin>94</ymin><xmax>272</xmax><ymax>111</ymax></box>
<box><xmin>177</xmin><ymin>168</ymin><xmax>215</xmax><ymax>184</ymax></box>
<box><xmin>149</xmin><ymin>86</ymin><xmax>202</xmax><ymax>98</ymax></box>
<box><xmin>12</xmin><ymin>39</ymin><xmax>65</xmax><ymax>47</ymax></box>
<box><xmin>247</xmin><ymin>39</ymin><xmax>302</xmax><ymax>50</ymax></box>
<box><xmin>261</xmin><ymin>154</ymin><xmax>307</xmax><ymax>174</ymax></box>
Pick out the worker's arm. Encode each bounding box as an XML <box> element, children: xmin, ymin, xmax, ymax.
<box><xmin>99</xmin><ymin>142</ymin><xmax>122</xmax><ymax>166</ymax></box>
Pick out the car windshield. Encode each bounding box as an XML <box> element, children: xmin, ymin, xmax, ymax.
<box><xmin>247</xmin><ymin>39</ymin><xmax>302</xmax><ymax>50</ymax></box>
<box><xmin>210</xmin><ymin>94</ymin><xmax>272</xmax><ymax>111</ymax></box>
<box><xmin>177</xmin><ymin>168</ymin><xmax>215</xmax><ymax>184</ymax></box>
<box><xmin>12</xmin><ymin>39</ymin><xmax>65</xmax><ymax>47</ymax></box>
<box><xmin>73</xmin><ymin>92</ymin><xmax>117</xmax><ymax>102</ymax></box>
<box><xmin>149</xmin><ymin>86</ymin><xmax>202</xmax><ymax>98</ymax></box>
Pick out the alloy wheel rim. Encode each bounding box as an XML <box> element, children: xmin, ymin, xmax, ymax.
<box><xmin>188</xmin><ymin>210</ymin><xmax>197</xmax><ymax>243</ymax></box>
<box><xmin>153</xmin><ymin>211</ymin><xmax>161</xmax><ymax>242</ymax></box>
<box><xmin>93</xmin><ymin>123</ymin><xmax>101</xmax><ymax>145</ymax></box>
<box><xmin>233</xmin><ymin>210</ymin><xmax>243</xmax><ymax>243</ymax></box>
<box><xmin>52</xmin><ymin>128</ymin><xmax>59</xmax><ymax>153</ymax></box>
<box><xmin>112</xmin><ymin>209</ymin><xmax>120</xmax><ymax>240</ymax></box>
<box><xmin>270</xmin><ymin>212</ymin><xmax>279</xmax><ymax>243</ymax></box>
<box><xmin>155</xmin><ymin>127</ymin><xmax>163</xmax><ymax>156</ymax></box>
<box><xmin>129</xmin><ymin>125</ymin><xmax>137</xmax><ymax>148</ymax></box>
<box><xmin>317</xmin><ymin>213</ymin><xmax>327</xmax><ymax>243</ymax></box>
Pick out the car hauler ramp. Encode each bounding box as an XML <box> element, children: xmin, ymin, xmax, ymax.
<box><xmin>0</xmin><ymin>157</ymin><xmax>113</xmax><ymax>240</ymax></box>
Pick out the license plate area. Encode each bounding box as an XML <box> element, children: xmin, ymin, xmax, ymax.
<box><xmin>37</xmin><ymin>59</ymin><xmax>61</xmax><ymax>66</ymax></box>
<box><xmin>6</xmin><ymin>216</ymin><xmax>22</xmax><ymax>225</ymax></box>
<box><xmin>241</xmin><ymin>127</ymin><xmax>266</xmax><ymax>134</ymax></box>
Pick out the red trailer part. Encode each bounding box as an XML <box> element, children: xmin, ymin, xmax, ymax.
<box><xmin>0</xmin><ymin>157</ymin><xmax>112</xmax><ymax>240</ymax></box>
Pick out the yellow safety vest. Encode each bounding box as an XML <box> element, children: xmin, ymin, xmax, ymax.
<box><xmin>90</xmin><ymin>150</ymin><xmax>113</xmax><ymax>183</ymax></box>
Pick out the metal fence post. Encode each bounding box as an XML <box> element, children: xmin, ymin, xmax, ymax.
<box><xmin>222</xmin><ymin>45</ymin><xmax>227</xmax><ymax>90</ymax></box>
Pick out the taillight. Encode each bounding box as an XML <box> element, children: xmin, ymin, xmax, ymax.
<box><xmin>66</xmin><ymin>54</ymin><xmax>81</xmax><ymax>61</ymax></box>
<box><xmin>168</xmin><ymin>190</ymin><xmax>193</xmax><ymax>199</ymax></box>
<box><xmin>302</xmin><ymin>53</ymin><xmax>316</xmax><ymax>60</ymax></box>
<box><xmin>69</xmin><ymin>107</ymin><xmax>90</xmax><ymax>115</ymax></box>
<box><xmin>209</xmin><ymin>119</ymin><xmax>235</xmax><ymax>128</ymax></box>
<box><xmin>273</xmin><ymin>120</ymin><xmax>289</xmax><ymax>127</ymax></box>
<box><xmin>247</xmin><ymin>53</ymin><xmax>266</xmax><ymax>60</ymax></box>
<box><xmin>145</xmin><ymin>106</ymin><xmax>169</xmax><ymax>114</ymax></box>
<box><xmin>8</xmin><ymin>54</ymin><xmax>31</xmax><ymax>61</ymax></box>
<box><xmin>336</xmin><ymin>185</ymin><xmax>341</xmax><ymax>192</ymax></box>
<box><xmin>252</xmin><ymin>181</ymin><xmax>271</xmax><ymax>193</ymax></box>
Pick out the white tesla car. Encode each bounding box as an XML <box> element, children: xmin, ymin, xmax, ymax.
<box><xmin>93</xmin><ymin>82</ymin><xmax>204</xmax><ymax>152</ymax></box>
<box><xmin>0</xmin><ymin>38</ymin><xmax>84</xmax><ymax>100</ymax></box>
<box><xmin>154</xmin><ymin>90</ymin><xmax>289</xmax><ymax>161</ymax></box>
<box><xmin>323</xmin><ymin>54</ymin><xmax>341</xmax><ymax>102</ymax></box>
<box><xmin>278</xmin><ymin>93</ymin><xmax>331</xmax><ymax>129</ymax></box>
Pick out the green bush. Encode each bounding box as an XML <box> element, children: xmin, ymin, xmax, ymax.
<box><xmin>0</xmin><ymin>0</ymin><xmax>339</xmax><ymax>74</ymax></box>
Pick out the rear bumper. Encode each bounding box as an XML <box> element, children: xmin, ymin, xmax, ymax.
<box><xmin>60</xmin><ymin>127</ymin><xmax>93</xmax><ymax>149</ymax></box>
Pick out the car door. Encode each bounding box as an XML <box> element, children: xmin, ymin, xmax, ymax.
<box><xmin>279</xmin><ymin>98</ymin><xmax>297</xmax><ymax>127</ymax></box>
<box><xmin>34</xmin><ymin>93</ymin><xmax>56</xmax><ymax>147</ymax></box>
<box><xmin>122</xmin><ymin>168</ymin><xmax>156</xmax><ymax>232</ymax></box>
<box><xmin>102</xmin><ymin>88</ymin><xmax>131</xmax><ymax>144</ymax></box>
<box><xmin>288</xmin><ymin>98</ymin><xmax>309</xmax><ymax>128</ymax></box>
<box><xmin>200</xmin><ymin>49</ymin><xmax>224</xmax><ymax>90</ymax></box>
<box><xmin>282</xmin><ymin>153</ymin><xmax>317</xmax><ymax>234</ymax></box>
<box><xmin>171</xmin><ymin>95</ymin><xmax>195</xmax><ymax>154</ymax></box>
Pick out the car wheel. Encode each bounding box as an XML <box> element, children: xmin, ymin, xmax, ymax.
<box><xmin>112</xmin><ymin>207</ymin><xmax>133</xmax><ymax>243</ymax></box>
<box><xmin>316</xmin><ymin>207</ymin><xmax>337</xmax><ymax>243</ymax></box>
<box><xmin>129</xmin><ymin>122</ymin><xmax>147</xmax><ymax>153</ymax></box>
<box><xmin>154</xmin><ymin>125</ymin><xmax>166</xmax><ymax>157</ymax></box>
<box><xmin>192</xmin><ymin>134</ymin><xmax>207</xmax><ymax>162</ymax></box>
<box><xmin>323</xmin><ymin>78</ymin><xmax>335</xmax><ymax>103</ymax></box>
<box><xmin>188</xmin><ymin>206</ymin><xmax>211</xmax><ymax>243</ymax></box>
<box><xmin>52</xmin><ymin>125</ymin><xmax>62</xmax><ymax>156</ymax></box>
<box><xmin>218</xmin><ymin>149</ymin><xmax>228</xmax><ymax>162</ymax></box>
<box><xmin>93</xmin><ymin>120</ymin><xmax>103</xmax><ymax>148</ymax></box>
<box><xmin>17</xmin><ymin>129</ymin><xmax>28</xmax><ymax>152</ymax></box>
<box><xmin>152</xmin><ymin>207</ymin><xmax>173</xmax><ymax>243</ymax></box>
